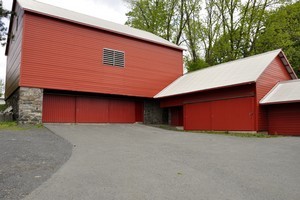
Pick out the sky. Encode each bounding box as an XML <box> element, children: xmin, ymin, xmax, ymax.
<box><xmin>0</xmin><ymin>0</ymin><xmax>129</xmax><ymax>83</ymax></box>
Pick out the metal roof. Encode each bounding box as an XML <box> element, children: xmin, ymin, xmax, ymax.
<box><xmin>155</xmin><ymin>49</ymin><xmax>297</xmax><ymax>98</ymax></box>
<box><xmin>260</xmin><ymin>79</ymin><xmax>300</xmax><ymax>105</ymax></box>
<box><xmin>16</xmin><ymin>0</ymin><xmax>183</xmax><ymax>50</ymax></box>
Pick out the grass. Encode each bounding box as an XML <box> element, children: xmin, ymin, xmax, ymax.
<box><xmin>150</xmin><ymin>124</ymin><xmax>279</xmax><ymax>138</ymax></box>
<box><xmin>0</xmin><ymin>121</ymin><xmax>28</xmax><ymax>131</ymax></box>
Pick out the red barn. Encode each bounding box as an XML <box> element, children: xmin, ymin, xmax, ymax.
<box><xmin>5</xmin><ymin>1</ymin><xmax>300</xmax><ymax>136</ymax></box>
<box><xmin>155</xmin><ymin>50</ymin><xmax>298</xmax><ymax>133</ymax></box>
<box><xmin>5</xmin><ymin>0</ymin><xmax>183</xmax><ymax>124</ymax></box>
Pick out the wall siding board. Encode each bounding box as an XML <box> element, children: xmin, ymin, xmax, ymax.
<box><xmin>256</xmin><ymin>56</ymin><xmax>292</xmax><ymax>131</ymax></box>
<box><xmin>160</xmin><ymin>84</ymin><xmax>255</xmax><ymax>108</ymax></box>
<box><xmin>184</xmin><ymin>97</ymin><xmax>255</xmax><ymax>131</ymax></box>
<box><xmin>267</xmin><ymin>103</ymin><xmax>300</xmax><ymax>136</ymax></box>
<box><xmin>5</xmin><ymin>3</ymin><xmax>24</xmax><ymax>98</ymax></box>
<box><xmin>21</xmin><ymin>13</ymin><xmax>183</xmax><ymax>98</ymax></box>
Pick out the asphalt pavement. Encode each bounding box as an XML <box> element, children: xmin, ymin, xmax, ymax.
<box><xmin>23</xmin><ymin>124</ymin><xmax>300</xmax><ymax>200</ymax></box>
<box><xmin>0</xmin><ymin>127</ymin><xmax>72</xmax><ymax>200</ymax></box>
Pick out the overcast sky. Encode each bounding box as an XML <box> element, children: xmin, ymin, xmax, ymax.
<box><xmin>0</xmin><ymin>0</ymin><xmax>129</xmax><ymax>84</ymax></box>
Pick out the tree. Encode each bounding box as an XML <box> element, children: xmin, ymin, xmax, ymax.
<box><xmin>256</xmin><ymin>1</ymin><xmax>300</xmax><ymax>76</ymax></box>
<box><xmin>125</xmin><ymin>0</ymin><xmax>202</xmax><ymax>70</ymax></box>
<box><xmin>0</xmin><ymin>0</ymin><xmax>9</xmax><ymax>46</ymax></box>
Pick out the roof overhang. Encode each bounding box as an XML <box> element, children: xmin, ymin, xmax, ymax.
<box><xmin>155</xmin><ymin>81</ymin><xmax>255</xmax><ymax>99</ymax></box>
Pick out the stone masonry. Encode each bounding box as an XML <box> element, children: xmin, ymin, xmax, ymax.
<box><xmin>144</xmin><ymin>100</ymin><xmax>164</xmax><ymax>124</ymax></box>
<box><xmin>6</xmin><ymin>87</ymin><xmax>43</xmax><ymax>124</ymax></box>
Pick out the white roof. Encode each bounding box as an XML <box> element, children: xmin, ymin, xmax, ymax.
<box><xmin>155</xmin><ymin>49</ymin><xmax>296</xmax><ymax>98</ymax></box>
<box><xmin>260</xmin><ymin>79</ymin><xmax>300</xmax><ymax>105</ymax></box>
<box><xmin>17</xmin><ymin>0</ymin><xmax>183</xmax><ymax>50</ymax></box>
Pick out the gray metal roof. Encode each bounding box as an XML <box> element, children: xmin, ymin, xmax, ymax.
<box><xmin>260</xmin><ymin>79</ymin><xmax>300</xmax><ymax>105</ymax></box>
<box><xmin>17</xmin><ymin>0</ymin><xmax>183</xmax><ymax>50</ymax></box>
<box><xmin>155</xmin><ymin>49</ymin><xmax>297</xmax><ymax>98</ymax></box>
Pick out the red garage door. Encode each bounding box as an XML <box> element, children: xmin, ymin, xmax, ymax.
<box><xmin>184</xmin><ymin>97</ymin><xmax>255</xmax><ymax>131</ymax></box>
<box><xmin>268</xmin><ymin>103</ymin><xmax>300</xmax><ymax>136</ymax></box>
<box><xmin>43</xmin><ymin>94</ymin><xmax>142</xmax><ymax>123</ymax></box>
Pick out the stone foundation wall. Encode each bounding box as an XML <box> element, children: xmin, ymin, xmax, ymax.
<box><xmin>144</xmin><ymin>100</ymin><xmax>164</xmax><ymax>124</ymax></box>
<box><xmin>6</xmin><ymin>87</ymin><xmax>43</xmax><ymax>124</ymax></box>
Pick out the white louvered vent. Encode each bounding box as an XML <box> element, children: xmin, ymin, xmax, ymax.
<box><xmin>103</xmin><ymin>48</ymin><xmax>125</xmax><ymax>67</ymax></box>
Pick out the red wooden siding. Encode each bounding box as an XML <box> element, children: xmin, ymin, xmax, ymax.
<box><xmin>43</xmin><ymin>94</ymin><xmax>142</xmax><ymax>123</ymax></box>
<box><xmin>184</xmin><ymin>97</ymin><xmax>255</xmax><ymax>131</ymax></box>
<box><xmin>184</xmin><ymin>102</ymin><xmax>211</xmax><ymax>130</ymax></box>
<box><xmin>43</xmin><ymin>94</ymin><xmax>76</xmax><ymax>123</ymax></box>
<box><xmin>108</xmin><ymin>99</ymin><xmax>136</xmax><ymax>123</ymax></box>
<box><xmin>76</xmin><ymin>97</ymin><xmax>109</xmax><ymax>123</ymax></box>
<box><xmin>256</xmin><ymin>56</ymin><xmax>292</xmax><ymax>131</ymax></box>
<box><xmin>267</xmin><ymin>103</ymin><xmax>300</xmax><ymax>136</ymax></box>
<box><xmin>170</xmin><ymin>107</ymin><xmax>183</xmax><ymax>126</ymax></box>
<box><xmin>20</xmin><ymin>13</ymin><xmax>183</xmax><ymax>98</ymax></box>
<box><xmin>5</xmin><ymin>2</ymin><xmax>24</xmax><ymax>98</ymax></box>
<box><xmin>160</xmin><ymin>84</ymin><xmax>255</xmax><ymax>108</ymax></box>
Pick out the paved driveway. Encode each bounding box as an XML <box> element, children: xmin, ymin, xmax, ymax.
<box><xmin>25</xmin><ymin>124</ymin><xmax>300</xmax><ymax>200</ymax></box>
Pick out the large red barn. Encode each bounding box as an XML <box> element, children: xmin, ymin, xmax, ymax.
<box><xmin>4</xmin><ymin>0</ymin><xmax>300</xmax><ymax>136</ymax></box>
<box><xmin>5</xmin><ymin>0</ymin><xmax>183</xmax><ymax>124</ymax></box>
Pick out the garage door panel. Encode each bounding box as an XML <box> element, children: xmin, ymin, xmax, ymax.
<box><xmin>211</xmin><ymin>100</ymin><xmax>230</xmax><ymax>130</ymax></box>
<box><xmin>43</xmin><ymin>94</ymin><xmax>76</xmax><ymax>123</ymax></box>
<box><xmin>43</xmin><ymin>94</ymin><xmax>139</xmax><ymax>123</ymax></box>
<box><xmin>76</xmin><ymin>97</ymin><xmax>109</xmax><ymax>123</ymax></box>
<box><xmin>184</xmin><ymin>97</ymin><xmax>255</xmax><ymax>131</ymax></box>
<box><xmin>184</xmin><ymin>102</ymin><xmax>211</xmax><ymax>130</ymax></box>
<box><xmin>109</xmin><ymin>99</ymin><xmax>136</xmax><ymax>123</ymax></box>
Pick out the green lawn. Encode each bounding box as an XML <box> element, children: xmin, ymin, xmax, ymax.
<box><xmin>0</xmin><ymin>122</ymin><xmax>28</xmax><ymax>131</ymax></box>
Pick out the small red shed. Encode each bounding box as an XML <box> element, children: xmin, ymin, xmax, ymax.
<box><xmin>155</xmin><ymin>50</ymin><xmax>298</xmax><ymax>133</ymax></box>
<box><xmin>260</xmin><ymin>80</ymin><xmax>300</xmax><ymax>136</ymax></box>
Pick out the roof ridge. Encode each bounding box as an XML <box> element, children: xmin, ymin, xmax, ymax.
<box><xmin>183</xmin><ymin>49</ymin><xmax>281</xmax><ymax>77</ymax></box>
<box><xmin>17</xmin><ymin>0</ymin><xmax>183</xmax><ymax>50</ymax></box>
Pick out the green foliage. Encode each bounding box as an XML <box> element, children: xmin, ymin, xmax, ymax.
<box><xmin>125</xmin><ymin>0</ymin><xmax>298</xmax><ymax>71</ymax></box>
<box><xmin>186</xmin><ymin>58</ymin><xmax>208</xmax><ymax>72</ymax></box>
<box><xmin>256</xmin><ymin>1</ymin><xmax>300</xmax><ymax>76</ymax></box>
<box><xmin>0</xmin><ymin>0</ymin><xmax>9</xmax><ymax>45</ymax></box>
<box><xmin>0</xmin><ymin>103</ymin><xmax>7</xmax><ymax>111</ymax></box>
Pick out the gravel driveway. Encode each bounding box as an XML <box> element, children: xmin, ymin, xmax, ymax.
<box><xmin>0</xmin><ymin>127</ymin><xmax>72</xmax><ymax>200</ymax></box>
<box><xmin>23</xmin><ymin>124</ymin><xmax>300</xmax><ymax>200</ymax></box>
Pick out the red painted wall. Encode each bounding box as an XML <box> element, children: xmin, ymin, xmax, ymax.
<box><xmin>43</xmin><ymin>94</ymin><xmax>142</xmax><ymax>123</ymax></box>
<box><xmin>160</xmin><ymin>84</ymin><xmax>255</xmax><ymax>108</ymax></box>
<box><xmin>184</xmin><ymin>97</ymin><xmax>255</xmax><ymax>131</ymax></box>
<box><xmin>43</xmin><ymin>94</ymin><xmax>76</xmax><ymax>123</ymax></box>
<box><xmin>170</xmin><ymin>107</ymin><xmax>183</xmax><ymax>126</ymax></box>
<box><xmin>256</xmin><ymin>56</ymin><xmax>292</xmax><ymax>131</ymax></box>
<box><xmin>20</xmin><ymin>12</ymin><xmax>183</xmax><ymax>98</ymax></box>
<box><xmin>267</xmin><ymin>103</ymin><xmax>300</xmax><ymax>136</ymax></box>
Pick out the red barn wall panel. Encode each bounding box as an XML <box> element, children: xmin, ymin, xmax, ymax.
<box><xmin>21</xmin><ymin>13</ymin><xmax>183</xmax><ymax>98</ymax></box>
<box><xmin>135</xmin><ymin>102</ymin><xmax>144</xmax><ymax>122</ymax></box>
<box><xmin>160</xmin><ymin>84</ymin><xmax>255</xmax><ymax>108</ymax></box>
<box><xmin>43</xmin><ymin>94</ymin><xmax>76</xmax><ymax>123</ymax></box>
<box><xmin>184</xmin><ymin>102</ymin><xmax>212</xmax><ymax>131</ymax></box>
<box><xmin>256</xmin><ymin>56</ymin><xmax>292</xmax><ymax>131</ymax></box>
<box><xmin>108</xmin><ymin>99</ymin><xmax>136</xmax><ymax>123</ymax></box>
<box><xmin>5</xmin><ymin>2</ymin><xmax>24</xmax><ymax>98</ymax></box>
<box><xmin>268</xmin><ymin>103</ymin><xmax>300</xmax><ymax>136</ymax></box>
<box><xmin>184</xmin><ymin>97</ymin><xmax>255</xmax><ymax>131</ymax></box>
<box><xmin>76</xmin><ymin>97</ymin><xmax>109</xmax><ymax>123</ymax></box>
